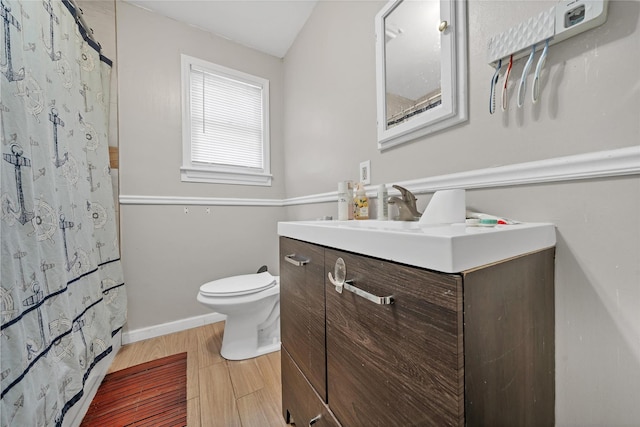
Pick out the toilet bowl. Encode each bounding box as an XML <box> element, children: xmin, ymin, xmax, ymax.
<box><xmin>197</xmin><ymin>271</ymin><xmax>280</xmax><ymax>360</ymax></box>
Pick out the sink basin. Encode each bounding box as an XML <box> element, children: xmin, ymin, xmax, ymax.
<box><xmin>277</xmin><ymin>220</ymin><xmax>556</xmax><ymax>273</ymax></box>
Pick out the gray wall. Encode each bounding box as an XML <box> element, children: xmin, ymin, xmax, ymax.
<box><xmin>116</xmin><ymin>2</ymin><xmax>285</xmax><ymax>331</ymax></box>
<box><xmin>284</xmin><ymin>0</ymin><xmax>638</xmax><ymax>194</ymax></box>
<box><xmin>283</xmin><ymin>1</ymin><xmax>639</xmax><ymax>426</ymax></box>
<box><xmin>114</xmin><ymin>0</ymin><xmax>639</xmax><ymax>425</ymax></box>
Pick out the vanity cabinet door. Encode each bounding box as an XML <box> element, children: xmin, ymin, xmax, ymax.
<box><xmin>282</xmin><ymin>348</ymin><xmax>341</xmax><ymax>427</ymax></box>
<box><xmin>279</xmin><ymin>237</ymin><xmax>327</xmax><ymax>401</ymax></box>
<box><xmin>325</xmin><ymin>249</ymin><xmax>464</xmax><ymax>427</ymax></box>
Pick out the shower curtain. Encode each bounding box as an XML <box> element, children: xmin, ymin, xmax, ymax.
<box><xmin>1</xmin><ymin>0</ymin><xmax>126</xmax><ymax>426</ymax></box>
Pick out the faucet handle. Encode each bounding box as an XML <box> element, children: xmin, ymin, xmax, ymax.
<box><xmin>392</xmin><ymin>185</ymin><xmax>417</xmax><ymax>203</ymax></box>
<box><xmin>391</xmin><ymin>185</ymin><xmax>422</xmax><ymax>220</ymax></box>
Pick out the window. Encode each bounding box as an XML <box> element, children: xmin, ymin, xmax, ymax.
<box><xmin>181</xmin><ymin>55</ymin><xmax>271</xmax><ymax>185</ymax></box>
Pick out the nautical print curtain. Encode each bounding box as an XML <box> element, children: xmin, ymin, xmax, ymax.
<box><xmin>1</xmin><ymin>1</ymin><xmax>126</xmax><ymax>426</ymax></box>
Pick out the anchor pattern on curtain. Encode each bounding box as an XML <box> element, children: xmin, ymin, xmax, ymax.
<box><xmin>1</xmin><ymin>0</ymin><xmax>126</xmax><ymax>426</ymax></box>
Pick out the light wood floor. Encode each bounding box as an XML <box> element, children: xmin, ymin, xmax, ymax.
<box><xmin>108</xmin><ymin>322</ymin><xmax>288</xmax><ymax>427</ymax></box>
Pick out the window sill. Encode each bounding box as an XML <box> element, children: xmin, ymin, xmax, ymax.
<box><xmin>180</xmin><ymin>166</ymin><xmax>272</xmax><ymax>186</ymax></box>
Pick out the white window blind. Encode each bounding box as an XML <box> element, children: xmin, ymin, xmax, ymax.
<box><xmin>181</xmin><ymin>55</ymin><xmax>271</xmax><ymax>186</ymax></box>
<box><xmin>190</xmin><ymin>66</ymin><xmax>263</xmax><ymax>169</ymax></box>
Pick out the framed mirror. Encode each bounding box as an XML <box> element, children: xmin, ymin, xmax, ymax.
<box><xmin>375</xmin><ymin>0</ymin><xmax>467</xmax><ymax>150</ymax></box>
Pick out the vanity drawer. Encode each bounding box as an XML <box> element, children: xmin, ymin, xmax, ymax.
<box><xmin>282</xmin><ymin>348</ymin><xmax>340</xmax><ymax>427</ymax></box>
<box><xmin>325</xmin><ymin>248</ymin><xmax>464</xmax><ymax>426</ymax></box>
<box><xmin>280</xmin><ymin>237</ymin><xmax>327</xmax><ymax>400</ymax></box>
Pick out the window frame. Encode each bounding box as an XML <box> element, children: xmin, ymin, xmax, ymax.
<box><xmin>180</xmin><ymin>54</ymin><xmax>272</xmax><ymax>186</ymax></box>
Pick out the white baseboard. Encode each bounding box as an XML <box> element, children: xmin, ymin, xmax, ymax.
<box><xmin>122</xmin><ymin>312</ymin><xmax>226</xmax><ymax>344</ymax></box>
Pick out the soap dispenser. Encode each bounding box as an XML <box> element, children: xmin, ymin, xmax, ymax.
<box><xmin>354</xmin><ymin>183</ymin><xmax>369</xmax><ymax>220</ymax></box>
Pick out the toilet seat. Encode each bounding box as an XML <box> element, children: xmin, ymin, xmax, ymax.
<box><xmin>200</xmin><ymin>272</ymin><xmax>276</xmax><ymax>297</ymax></box>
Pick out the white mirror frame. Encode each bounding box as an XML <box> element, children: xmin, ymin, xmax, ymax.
<box><xmin>376</xmin><ymin>0</ymin><xmax>468</xmax><ymax>151</ymax></box>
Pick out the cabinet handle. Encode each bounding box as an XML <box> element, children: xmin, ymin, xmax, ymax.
<box><xmin>327</xmin><ymin>257</ymin><xmax>394</xmax><ymax>305</ymax></box>
<box><xmin>309</xmin><ymin>415</ymin><xmax>321</xmax><ymax>426</ymax></box>
<box><xmin>343</xmin><ymin>280</ymin><xmax>395</xmax><ymax>305</ymax></box>
<box><xmin>328</xmin><ymin>275</ymin><xmax>395</xmax><ymax>305</ymax></box>
<box><xmin>284</xmin><ymin>253</ymin><xmax>309</xmax><ymax>266</ymax></box>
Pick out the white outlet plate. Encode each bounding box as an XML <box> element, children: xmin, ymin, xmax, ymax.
<box><xmin>359</xmin><ymin>160</ymin><xmax>371</xmax><ymax>185</ymax></box>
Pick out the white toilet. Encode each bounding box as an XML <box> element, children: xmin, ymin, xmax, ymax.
<box><xmin>197</xmin><ymin>271</ymin><xmax>280</xmax><ymax>360</ymax></box>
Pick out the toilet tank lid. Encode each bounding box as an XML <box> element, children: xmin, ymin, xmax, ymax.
<box><xmin>200</xmin><ymin>272</ymin><xmax>277</xmax><ymax>296</ymax></box>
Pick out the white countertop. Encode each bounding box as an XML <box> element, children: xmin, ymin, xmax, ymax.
<box><xmin>277</xmin><ymin>220</ymin><xmax>556</xmax><ymax>273</ymax></box>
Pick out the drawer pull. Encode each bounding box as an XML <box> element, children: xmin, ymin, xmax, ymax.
<box><xmin>309</xmin><ymin>415</ymin><xmax>321</xmax><ymax>426</ymax></box>
<box><xmin>284</xmin><ymin>253</ymin><xmax>309</xmax><ymax>266</ymax></box>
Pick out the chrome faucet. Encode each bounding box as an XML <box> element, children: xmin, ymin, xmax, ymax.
<box><xmin>388</xmin><ymin>185</ymin><xmax>422</xmax><ymax>221</ymax></box>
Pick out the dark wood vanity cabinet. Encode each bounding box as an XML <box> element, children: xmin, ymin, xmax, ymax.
<box><xmin>282</xmin><ymin>348</ymin><xmax>340</xmax><ymax>427</ymax></box>
<box><xmin>280</xmin><ymin>236</ymin><xmax>555</xmax><ymax>427</ymax></box>
<box><xmin>279</xmin><ymin>237</ymin><xmax>327</xmax><ymax>401</ymax></box>
<box><xmin>462</xmin><ymin>248</ymin><xmax>555</xmax><ymax>426</ymax></box>
<box><xmin>325</xmin><ymin>248</ymin><xmax>464</xmax><ymax>426</ymax></box>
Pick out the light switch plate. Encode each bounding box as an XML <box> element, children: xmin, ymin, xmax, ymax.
<box><xmin>359</xmin><ymin>160</ymin><xmax>371</xmax><ymax>185</ymax></box>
